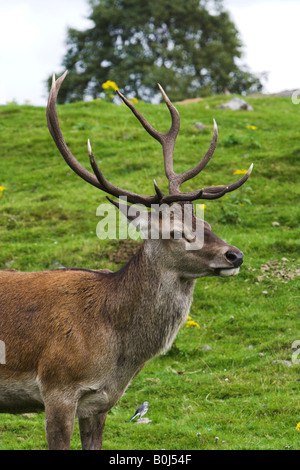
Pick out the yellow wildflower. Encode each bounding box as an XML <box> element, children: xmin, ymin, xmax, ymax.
<box><xmin>186</xmin><ymin>320</ymin><xmax>200</xmax><ymax>329</ymax></box>
<box><xmin>246</xmin><ymin>125</ymin><xmax>258</xmax><ymax>130</ymax></box>
<box><xmin>296</xmin><ymin>422</ymin><xmax>300</xmax><ymax>431</ymax></box>
<box><xmin>233</xmin><ymin>169</ymin><xmax>248</xmax><ymax>176</ymax></box>
<box><xmin>0</xmin><ymin>186</ymin><xmax>6</xmax><ymax>199</ymax></box>
<box><xmin>197</xmin><ymin>204</ymin><xmax>206</xmax><ymax>210</ymax></box>
<box><xmin>102</xmin><ymin>80</ymin><xmax>119</xmax><ymax>91</ymax></box>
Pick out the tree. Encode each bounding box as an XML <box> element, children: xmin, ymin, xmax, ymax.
<box><xmin>51</xmin><ymin>0</ymin><xmax>262</xmax><ymax>103</ymax></box>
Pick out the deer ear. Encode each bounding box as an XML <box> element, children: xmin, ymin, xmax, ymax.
<box><xmin>106</xmin><ymin>197</ymin><xmax>149</xmax><ymax>232</ymax></box>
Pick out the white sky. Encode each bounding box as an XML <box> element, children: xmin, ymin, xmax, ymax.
<box><xmin>0</xmin><ymin>0</ymin><xmax>299</xmax><ymax>105</ymax></box>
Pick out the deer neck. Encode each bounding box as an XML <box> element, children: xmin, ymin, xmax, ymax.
<box><xmin>110</xmin><ymin>241</ymin><xmax>196</xmax><ymax>361</ymax></box>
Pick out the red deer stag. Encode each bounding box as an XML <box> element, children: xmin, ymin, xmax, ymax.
<box><xmin>0</xmin><ymin>71</ymin><xmax>252</xmax><ymax>450</ymax></box>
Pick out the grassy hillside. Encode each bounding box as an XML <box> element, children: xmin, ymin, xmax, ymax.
<box><xmin>0</xmin><ymin>93</ymin><xmax>299</xmax><ymax>450</ymax></box>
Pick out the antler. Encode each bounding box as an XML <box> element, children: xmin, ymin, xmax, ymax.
<box><xmin>47</xmin><ymin>71</ymin><xmax>253</xmax><ymax>207</ymax></box>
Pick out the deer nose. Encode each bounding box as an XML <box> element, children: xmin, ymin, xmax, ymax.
<box><xmin>225</xmin><ymin>251</ymin><xmax>244</xmax><ymax>268</ymax></box>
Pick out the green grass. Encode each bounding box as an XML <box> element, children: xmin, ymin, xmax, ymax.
<box><xmin>0</xmin><ymin>93</ymin><xmax>299</xmax><ymax>450</ymax></box>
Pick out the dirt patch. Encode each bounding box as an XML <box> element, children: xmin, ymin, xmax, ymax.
<box><xmin>175</xmin><ymin>97</ymin><xmax>203</xmax><ymax>104</ymax></box>
<box><xmin>253</xmin><ymin>258</ymin><xmax>300</xmax><ymax>284</ymax></box>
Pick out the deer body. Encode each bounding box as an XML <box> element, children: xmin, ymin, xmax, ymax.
<box><xmin>0</xmin><ymin>243</ymin><xmax>195</xmax><ymax>415</ymax></box>
<box><xmin>0</xmin><ymin>72</ymin><xmax>252</xmax><ymax>449</ymax></box>
<box><xmin>0</xmin><ymin>241</ymin><xmax>198</xmax><ymax>451</ymax></box>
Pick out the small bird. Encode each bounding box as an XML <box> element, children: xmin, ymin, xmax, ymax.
<box><xmin>129</xmin><ymin>401</ymin><xmax>149</xmax><ymax>421</ymax></box>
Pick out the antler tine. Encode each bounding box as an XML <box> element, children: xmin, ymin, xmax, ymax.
<box><xmin>156</xmin><ymin>84</ymin><xmax>180</xmax><ymax>182</ymax></box>
<box><xmin>47</xmin><ymin>71</ymin><xmax>103</xmax><ymax>190</ymax></box>
<box><xmin>116</xmin><ymin>89</ymin><xmax>162</xmax><ymax>143</ymax></box>
<box><xmin>201</xmin><ymin>163</ymin><xmax>253</xmax><ymax>199</ymax></box>
<box><xmin>117</xmin><ymin>84</ymin><xmax>180</xmax><ymax>185</ymax></box>
<box><xmin>153</xmin><ymin>179</ymin><xmax>165</xmax><ymax>200</ymax></box>
<box><xmin>160</xmin><ymin>163</ymin><xmax>253</xmax><ymax>204</ymax></box>
<box><xmin>177</xmin><ymin>119</ymin><xmax>218</xmax><ymax>186</ymax></box>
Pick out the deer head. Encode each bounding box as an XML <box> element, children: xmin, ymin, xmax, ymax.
<box><xmin>47</xmin><ymin>71</ymin><xmax>252</xmax><ymax>279</ymax></box>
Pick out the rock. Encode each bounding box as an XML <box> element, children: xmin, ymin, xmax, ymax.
<box><xmin>272</xmin><ymin>360</ymin><xmax>292</xmax><ymax>367</ymax></box>
<box><xmin>135</xmin><ymin>418</ymin><xmax>152</xmax><ymax>424</ymax></box>
<box><xmin>194</xmin><ymin>122</ymin><xmax>206</xmax><ymax>130</ymax></box>
<box><xmin>5</xmin><ymin>260</ymin><xmax>15</xmax><ymax>268</ymax></box>
<box><xmin>52</xmin><ymin>261</ymin><xmax>65</xmax><ymax>269</ymax></box>
<box><xmin>218</xmin><ymin>97</ymin><xmax>254</xmax><ymax>111</ymax></box>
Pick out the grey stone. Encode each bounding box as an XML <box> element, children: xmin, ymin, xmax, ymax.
<box><xmin>194</xmin><ymin>122</ymin><xmax>206</xmax><ymax>130</ymax></box>
<box><xmin>272</xmin><ymin>360</ymin><xmax>292</xmax><ymax>367</ymax></box>
<box><xmin>218</xmin><ymin>97</ymin><xmax>254</xmax><ymax>111</ymax></box>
